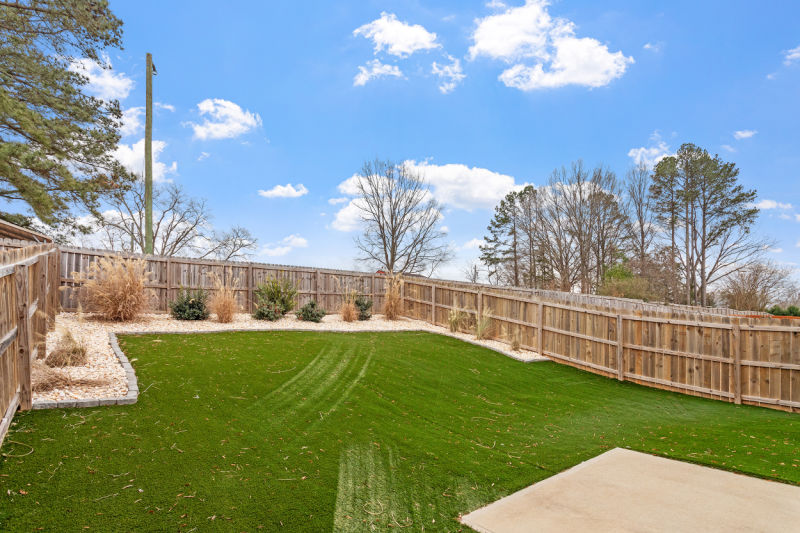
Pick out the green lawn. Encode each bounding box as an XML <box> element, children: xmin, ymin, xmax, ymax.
<box><xmin>1</xmin><ymin>331</ymin><xmax>799</xmax><ymax>531</ymax></box>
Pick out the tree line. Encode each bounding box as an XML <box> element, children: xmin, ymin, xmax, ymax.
<box><xmin>477</xmin><ymin>144</ymin><xmax>789</xmax><ymax>310</ymax></box>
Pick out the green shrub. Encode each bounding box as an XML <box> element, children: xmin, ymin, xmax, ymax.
<box><xmin>253</xmin><ymin>302</ymin><xmax>283</xmax><ymax>321</ymax></box>
<box><xmin>354</xmin><ymin>295</ymin><xmax>373</xmax><ymax>321</ymax></box>
<box><xmin>296</xmin><ymin>300</ymin><xmax>326</xmax><ymax>322</ymax></box>
<box><xmin>770</xmin><ymin>305</ymin><xmax>800</xmax><ymax>317</ymax></box>
<box><xmin>169</xmin><ymin>288</ymin><xmax>209</xmax><ymax>321</ymax></box>
<box><xmin>254</xmin><ymin>278</ymin><xmax>297</xmax><ymax>315</ymax></box>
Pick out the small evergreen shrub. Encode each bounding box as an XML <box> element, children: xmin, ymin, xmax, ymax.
<box><xmin>253</xmin><ymin>302</ymin><xmax>283</xmax><ymax>321</ymax></box>
<box><xmin>354</xmin><ymin>295</ymin><xmax>373</xmax><ymax>321</ymax></box>
<box><xmin>169</xmin><ymin>288</ymin><xmax>209</xmax><ymax>320</ymax></box>
<box><xmin>296</xmin><ymin>301</ymin><xmax>326</xmax><ymax>322</ymax></box>
<box><xmin>254</xmin><ymin>278</ymin><xmax>297</xmax><ymax>315</ymax></box>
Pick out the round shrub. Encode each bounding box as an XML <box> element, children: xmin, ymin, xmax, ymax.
<box><xmin>296</xmin><ymin>301</ymin><xmax>326</xmax><ymax>322</ymax></box>
<box><xmin>354</xmin><ymin>295</ymin><xmax>373</xmax><ymax>321</ymax></box>
<box><xmin>253</xmin><ymin>302</ymin><xmax>283</xmax><ymax>321</ymax></box>
<box><xmin>169</xmin><ymin>288</ymin><xmax>210</xmax><ymax>320</ymax></box>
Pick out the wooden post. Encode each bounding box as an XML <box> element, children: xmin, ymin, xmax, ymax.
<box><xmin>247</xmin><ymin>265</ymin><xmax>254</xmax><ymax>313</ymax></box>
<box><xmin>616</xmin><ymin>314</ymin><xmax>624</xmax><ymax>381</ymax></box>
<box><xmin>315</xmin><ymin>270</ymin><xmax>321</xmax><ymax>304</ymax></box>
<box><xmin>431</xmin><ymin>284</ymin><xmax>436</xmax><ymax>324</ymax></box>
<box><xmin>732</xmin><ymin>321</ymin><xmax>741</xmax><ymax>404</ymax></box>
<box><xmin>37</xmin><ymin>254</ymin><xmax>47</xmax><ymax>356</ymax></box>
<box><xmin>477</xmin><ymin>290</ymin><xmax>484</xmax><ymax>320</ymax></box>
<box><xmin>15</xmin><ymin>265</ymin><xmax>32</xmax><ymax>410</ymax></box>
<box><xmin>537</xmin><ymin>301</ymin><xmax>544</xmax><ymax>357</ymax></box>
<box><xmin>165</xmin><ymin>257</ymin><xmax>172</xmax><ymax>311</ymax></box>
<box><xmin>370</xmin><ymin>274</ymin><xmax>375</xmax><ymax>303</ymax></box>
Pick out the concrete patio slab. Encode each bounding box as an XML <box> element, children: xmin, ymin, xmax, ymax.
<box><xmin>461</xmin><ymin>447</ymin><xmax>800</xmax><ymax>533</ymax></box>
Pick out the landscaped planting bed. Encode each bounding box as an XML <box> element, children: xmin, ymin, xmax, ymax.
<box><xmin>2</xmin><ymin>331</ymin><xmax>799</xmax><ymax>531</ymax></box>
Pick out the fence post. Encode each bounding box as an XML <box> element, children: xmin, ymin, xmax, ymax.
<box><xmin>165</xmin><ymin>257</ymin><xmax>172</xmax><ymax>310</ymax></box>
<box><xmin>732</xmin><ymin>320</ymin><xmax>741</xmax><ymax>404</ymax></box>
<box><xmin>15</xmin><ymin>265</ymin><xmax>32</xmax><ymax>410</ymax></box>
<box><xmin>537</xmin><ymin>301</ymin><xmax>544</xmax><ymax>357</ymax></box>
<box><xmin>247</xmin><ymin>264</ymin><xmax>254</xmax><ymax>313</ymax></box>
<box><xmin>431</xmin><ymin>284</ymin><xmax>436</xmax><ymax>325</ymax></box>
<box><xmin>616</xmin><ymin>314</ymin><xmax>624</xmax><ymax>381</ymax></box>
<box><xmin>315</xmin><ymin>269</ymin><xmax>321</xmax><ymax>304</ymax></box>
<box><xmin>38</xmin><ymin>254</ymin><xmax>47</xmax><ymax>356</ymax></box>
<box><xmin>477</xmin><ymin>290</ymin><xmax>483</xmax><ymax>320</ymax></box>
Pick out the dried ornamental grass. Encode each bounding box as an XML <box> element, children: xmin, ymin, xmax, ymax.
<box><xmin>448</xmin><ymin>308</ymin><xmax>467</xmax><ymax>333</ymax></box>
<box><xmin>75</xmin><ymin>256</ymin><xmax>150</xmax><ymax>321</ymax></box>
<box><xmin>340</xmin><ymin>290</ymin><xmax>358</xmax><ymax>322</ymax></box>
<box><xmin>475</xmin><ymin>307</ymin><xmax>493</xmax><ymax>340</ymax></box>
<box><xmin>31</xmin><ymin>360</ymin><xmax>108</xmax><ymax>393</ymax></box>
<box><xmin>383</xmin><ymin>273</ymin><xmax>403</xmax><ymax>320</ymax></box>
<box><xmin>208</xmin><ymin>272</ymin><xmax>238</xmax><ymax>323</ymax></box>
<box><xmin>45</xmin><ymin>329</ymin><xmax>87</xmax><ymax>367</ymax></box>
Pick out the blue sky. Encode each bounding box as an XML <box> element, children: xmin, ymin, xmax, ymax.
<box><xmin>79</xmin><ymin>0</ymin><xmax>800</xmax><ymax>279</ymax></box>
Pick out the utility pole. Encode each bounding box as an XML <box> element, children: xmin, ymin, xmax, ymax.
<box><xmin>144</xmin><ymin>53</ymin><xmax>155</xmax><ymax>254</ymax></box>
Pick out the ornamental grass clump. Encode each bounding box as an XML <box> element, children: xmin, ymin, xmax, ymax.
<box><xmin>75</xmin><ymin>256</ymin><xmax>149</xmax><ymax>321</ymax></box>
<box><xmin>45</xmin><ymin>329</ymin><xmax>87</xmax><ymax>368</ymax></box>
<box><xmin>208</xmin><ymin>272</ymin><xmax>238</xmax><ymax>323</ymax></box>
<box><xmin>475</xmin><ymin>307</ymin><xmax>493</xmax><ymax>340</ymax></box>
<box><xmin>340</xmin><ymin>290</ymin><xmax>358</xmax><ymax>322</ymax></box>
<box><xmin>383</xmin><ymin>273</ymin><xmax>403</xmax><ymax>320</ymax></box>
<box><xmin>169</xmin><ymin>288</ymin><xmax>209</xmax><ymax>321</ymax></box>
<box><xmin>448</xmin><ymin>308</ymin><xmax>467</xmax><ymax>333</ymax></box>
<box><xmin>31</xmin><ymin>360</ymin><xmax>108</xmax><ymax>393</ymax></box>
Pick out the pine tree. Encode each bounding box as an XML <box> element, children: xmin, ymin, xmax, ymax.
<box><xmin>480</xmin><ymin>191</ymin><xmax>521</xmax><ymax>286</ymax></box>
<box><xmin>0</xmin><ymin>1</ymin><xmax>131</xmax><ymax>227</ymax></box>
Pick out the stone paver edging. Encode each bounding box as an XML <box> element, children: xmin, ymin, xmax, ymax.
<box><xmin>31</xmin><ymin>327</ymin><xmax>544</xmax><ymax>410</ymax></box>
<box><xmin>32</xmin><ymin>333</ymin><xmax>138</xmax><ymax>410</ymax></box>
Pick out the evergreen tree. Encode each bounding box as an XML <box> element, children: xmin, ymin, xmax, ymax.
<box><xmin>0</xmin><ymin>0</ymin><xmax>131</xmax><ymax>227</ymax></box>
<box><xmin>480</xmin><ymin>191</ymin><xmax>521</xmax><ymax>286</ymax></box>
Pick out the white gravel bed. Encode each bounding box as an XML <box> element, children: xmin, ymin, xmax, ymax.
<box><xmin>36</xmin><ymin>312</ymin><xmax>544</xmax><ymax>403</ymax></box>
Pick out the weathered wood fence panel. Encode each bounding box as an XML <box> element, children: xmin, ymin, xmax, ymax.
<box><xmin>57</xmin><ymin>247</ymin><xmax>386</xmax><ymax>315</ymax></box>
<box><xmin>0</xmin><ymin>244</ymin><xmax>58</xmax><ymax>446</ymax></box>
<box><xmin>403</xmin><ymin>278</ymin><xmax>800</xmax><ymax>413</ymax></box>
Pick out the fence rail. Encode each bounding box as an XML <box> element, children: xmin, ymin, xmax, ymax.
<box><xmin>48</xmin><ymin>246</ymin><xmax>800</xmax><ymax>415</ymax></box>
<box><xmin>0</xmin><ymin>244</ymin><xmax>58</xmax><ymax>446</ymax></box>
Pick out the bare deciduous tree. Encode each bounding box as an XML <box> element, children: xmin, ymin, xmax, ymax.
<box><xmin>97</xmin><ymin>181</ymin><xmax>257</xmax><ymax>259</ymax></box>
<box><xmin>625</xmin><ymin>163</ymin><xmax>657</xmax><ymax>268</ymax></box>
<box><xmin>353</xmin><ymin>160</ymin><xmax>451</xmax><ymax>275</ymax></box>
<box><xmin>718</xmin><ymin>262</ymin><xmax>795</xmax><ymax>311</ymax></box>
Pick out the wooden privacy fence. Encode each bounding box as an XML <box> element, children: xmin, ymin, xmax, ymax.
<box><xmin>57</xmin><ymin>247</ymin><xmax>387</xmax><ymax>315</ymax></box>
<box><xmin>403</xmin><ymin>278</ymin><xmax>800</xmax><ymax>413</ymax></box>
<box><xmin>56</xmin><ymin>247</ymin><xmax>800</xmax><ymax>414</ymax></box>
<box><xmin>0</xmin><ymin>244</ymin><xmax>59</xmax><ymax>445</ymax></box>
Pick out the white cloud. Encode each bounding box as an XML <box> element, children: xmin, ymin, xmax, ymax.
<box><xmin>328</xmin><ymin>197</ymin><xmax>349</xmax><ymax>205</ymax></box>
<box><xmin>354</xmin><ymin>12</ymin><xmax>440</xmax><ymax>57</ymax></box>
<box><xmin>333</xmin><ymin>162</ymin><xmax>522</xmax><ymax>217</ymax></box>
<box><xmin>189</xmin><ymin>98</ymin><xmax>262</xmax><ymax>140</ymax></box>
<box><xmin>113</xmin><ymin>138</ymin><xmax>177</xmax><ymax>182</ymax></box>
<box><xmin>441</xmin><ymin>225</ymin><xmax>449</xmax><ymax>233</ymax></box>
<box><xmin>721</xmin><ymin>144</ymin><xmax>736</xmax><ymax>153</ymax></box>
<box><xmin>627</xmin><ymin>132</ymin><xmax>671</xmax><ymax>168</ymax></box>
<box><xmin>197</xmin><ymin>151</ymin><xmax>210</xmax><ymax>162</ymax></box>
<box><xmin>462</xmin><ymin>238</ymin><xmax>485</xmax><ymax>250</ymax></box>
<box><xmin>156</xmin><ymin>102</ymin><xmax>175</xmax><ymax>112</ymax></box>
<box><xmin>258</xmin><ymin>183</ymin><xmax>308</xmax><ymax>199</ymax></box>
<box><xmin>432</xmin><ymin>56</ymin><xmax>466</xmax><ymax>94</ymax></box>
<box><xmin>783</xmin><ymin>45</ymin><xmax>800</xmax><ymax>66</ymax></box>
<box><xmin>753</xmin><ymin>199</ymin><xmax>792</xmax><ymax>210</ymax></box>
<box><xmin>69</xmin><ymin>55</ymin><xmax>133</xmax><ymax>101</ymax></box>
<box><xmin>733</xmin><ymin>129</ymin><xmax>757</xmax><ymax>140</ymax></box>
<box><xmin>354</xmin><ymin>59</ymin><xmax>404</xmax><ymax>86</ymax></box>
<box><xmin>120</xmin><ymin>107</ymin><xmax>144</xmax><ymax>137</ymax></box>
<box><xmin>259</xmin><ymin>234</ymin><xmax>308</xmax><ymax>258</ymax></box>
<box><xmin>404</xmin><ymin>160</ymin><xmax>522</xmax><ymax>210</ymax></box>
<box><xmin>643</xmin><ymin>42</ymin><xmax>662</xmax><ymax>52</ymax></box>
<box><xmin>469</xmin><ymin>0</ymin><xmax>633</xmax><ymax>90</ymax></box>
<box><xmin>332</xmin><ymin>199</ymin><xmax>365</xmax><ymax>232</ymax></box>
<box><xmin>795</xmin><ymin>214</ymin><xmax>800</xmax><ymax>223</ymax></box>
<box><xmin>769</xmin><ymin>247</ymin><xmax>784</xmax><ymax>254</ymax></box>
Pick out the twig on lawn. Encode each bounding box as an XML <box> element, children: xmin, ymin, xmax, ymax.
<box><xmin>363</xmin><ymin>501</ymin><xmax>384</xmax><ymax>516</ymax></box>
<box><xmin>2</xmin><ymin>441</ymin><xmax>34</xmax><ymax>457</ymax></box>
<box><xmin>266</xmin><ymin>366</ymin><xmax>296</xmax><ymax>374</ymax></box>
<box><xmin>94</xmin><ymin>492</ymin><xmax>119</xmax><ymax>502</ymax></box>
<box><xmin>472</xmin><ymin>439</ymin><xmax>496</xmax><ymax>449</ymax></box>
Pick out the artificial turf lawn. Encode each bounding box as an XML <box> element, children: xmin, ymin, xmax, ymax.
<box><xmin>1</xmin><ymin>331</ymin><xmax>799</xmax><ymax>532</ymax></box>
